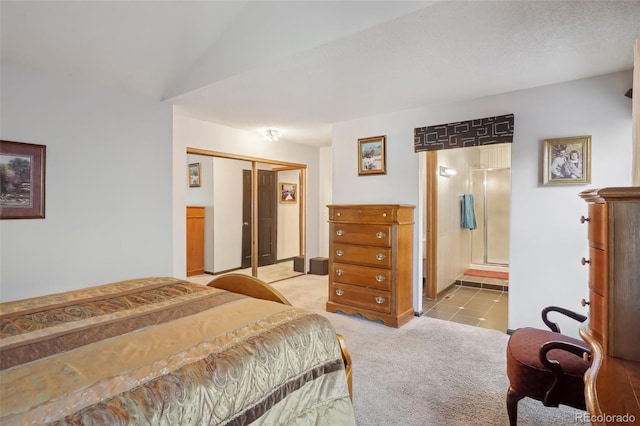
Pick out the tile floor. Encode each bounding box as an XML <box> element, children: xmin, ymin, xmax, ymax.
<box><xmin>423</xmin><ymin>276</ymin><xmax>508</xmax><ymax>333</ymax></box>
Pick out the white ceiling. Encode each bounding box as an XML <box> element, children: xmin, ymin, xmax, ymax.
<box><xmin>2</xmin><ymin>1</ymin><xmax>639</xmax><ymax>147</ymax></box>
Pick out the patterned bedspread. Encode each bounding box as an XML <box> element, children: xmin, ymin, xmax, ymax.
<box><xmin>0</xmin><ymin>277</ymin><xmax>355</xmax><ymax>425</ymax></box>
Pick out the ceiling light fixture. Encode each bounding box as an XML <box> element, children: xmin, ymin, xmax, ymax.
<box><xmin>264</xmin><ymin>129</ymin><xmax>279</xmax><ymax>142</ymax></box>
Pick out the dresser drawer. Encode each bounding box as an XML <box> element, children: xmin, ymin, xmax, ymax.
<box><xmin>329</xmin><ymin>282</ymin><xmax>391</xmax><ymax>313</ymax></box>
<box><xmin>330</xmin><ymin>207</ymin><xmax>395</xmax><ymax>223</ymax></box>
<box><xmin>588</xmin><ymin>247</ymin><xmax>607</xmax><ymax>296</ymax></box>
<box><xmin>333</xmin><ymin>244</ymin><xmax>392</xmax><ymax>268</ymax></box>
<box><xmin>588</xmin><ymin>290</ymin><xmax>606</xmax><ymax>344</ymax></box>
<box><xmin>332</xmin><ymin>262</ymin><xmax>391</xmax><ymax>290</ymax></box>
<box><xmin>331</xmin><ymin>223</ymin><xmax>391</xmax><ymax>246</ymax></box>
<box><xmin>587</xmin><ymin>203</ymin><xmax>607</xmax><ymax>248</ymax></box>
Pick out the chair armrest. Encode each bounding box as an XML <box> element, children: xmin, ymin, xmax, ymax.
<box><xmin>539</xmin><ymin>340</ymin><xmax>591</xmax><ymax>407</ymax></box>
<box><xmin>541</xmin><ymin>306</ymin><xmax>587</xmax><ymax>333</ymax></box>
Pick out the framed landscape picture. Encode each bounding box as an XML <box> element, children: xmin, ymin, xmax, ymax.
<box><xmin>280</xmin><ymin>182</ymin><xmax>297</xmax><ymax>204</ymax></box>
<box><xmin>358</xmin><ymin>135</ymin><xmax>386</xmax><ymax>176</ymax></box>
<box><xmin>0</xmin><ymin>140</ymin><xmax>46</xmax><ymax>219</ymax></box>
<box><xmin>543</xmin><ymin>135</ymin><xmax>591</xmax><ymax>185</ymax></box>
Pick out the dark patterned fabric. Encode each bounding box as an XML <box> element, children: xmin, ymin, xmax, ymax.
<box><xmin>506</xmin><ymin>327</ymin><xmax>590</xmax><ymax>409</ymax></box>
<box><xmin>414</xmin><ymin>113</ymin><xmax>514</xmax><ymax>152</ymax></box>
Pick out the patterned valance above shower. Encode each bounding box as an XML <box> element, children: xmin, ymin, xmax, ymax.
<box><xmin>414</xmin><ymin>113</ymin><xmax>514</xmax><ymax>152</ymax></box>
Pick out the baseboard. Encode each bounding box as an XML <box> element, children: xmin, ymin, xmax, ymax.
<box><xmin>209</xmin><ymin>267</ymin><xmax>242</xmax><ymax>276</ymax></box>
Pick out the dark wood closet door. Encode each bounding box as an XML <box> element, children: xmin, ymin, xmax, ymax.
<box><xmin>241</xmin><ymin>169</ymin><xmax>277</xmax><ymax>268</ymax></box>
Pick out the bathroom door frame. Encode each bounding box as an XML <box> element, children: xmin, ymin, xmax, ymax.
<box><xmin>424</xmin><ymin>146</ymin><xmax>512</xmax><ymax>301</ymax></box>
<box><xmin>424</xmin><ymin>151</ymin><xmax>438</xmax><ymax>300</ymax></box>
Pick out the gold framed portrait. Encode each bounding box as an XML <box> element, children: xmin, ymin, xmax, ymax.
<box><xmin>543</xmin><ymin>135</ymin><xmax>591</xmax><ymax>185</ymax></box>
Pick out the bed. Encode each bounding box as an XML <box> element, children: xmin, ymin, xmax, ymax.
<box><xmin>0</xmin><ymin>275</ymin><xmax>355</xmax><ymax>425</ymax></box>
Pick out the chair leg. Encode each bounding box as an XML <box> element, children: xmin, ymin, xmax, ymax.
<box><xmin>507</xmin><ymin>386</ymin><xmax>525</xmax><ymax>426</ymax></box>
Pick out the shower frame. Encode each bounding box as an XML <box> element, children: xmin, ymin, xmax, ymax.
<box><xmin>470</xmin><ymin>167</ymin><xmax>510</xmax><ymax>267</ymax></box>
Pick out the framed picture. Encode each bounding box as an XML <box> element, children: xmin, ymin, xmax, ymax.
<box><xmin>0</xmin><ymin>140</ymin><xmax>46</xmax><ymax>219</ymax></box>
<box><xmin>543</xmin><ymin>135</ymin><xmax>591</xmax><ymax>185</ymax></box>
<box><xmin>279</xmin><ymin>182</ymin><xmax>297</xmax><ymax>204</ymax></box>
<box><xmin>188</xmin><ymin>163</ymin><xmax>201</xmax><ymax>187</ymax></box>
<box><xmin>358</xmin><ymin>135</ymin><xmax>386</xmax><ymax>175</ymax></box>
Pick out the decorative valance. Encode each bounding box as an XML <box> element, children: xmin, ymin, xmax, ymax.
<box><xmin>414</xmin><ymin>113</ymin><xmax>514</xmax><ymax>152</ymax></box>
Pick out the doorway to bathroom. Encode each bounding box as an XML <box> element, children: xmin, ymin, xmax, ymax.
<box><xmin>422</xmin><ymin>144</ymin><xmax>511</xmax><ymax>332</ymax></box>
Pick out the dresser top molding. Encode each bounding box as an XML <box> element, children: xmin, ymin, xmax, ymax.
<box><xmin>327</xmin><ymin>204</ymin><xmax>415</xmax><ymax>224</ymax></box>
<box><xmin>579</xmin><ymin>187</ymin><xmax>640</xmax><ymax>203</ymax></box>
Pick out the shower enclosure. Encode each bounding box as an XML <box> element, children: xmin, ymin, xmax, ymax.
<box><xmin>470</xmin><ymin>168</ymin><xmax>511</xmax><ymax>266</ymax></box>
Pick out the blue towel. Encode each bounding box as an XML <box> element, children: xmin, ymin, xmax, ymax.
<box><xmin>460</xmin><ymin>194</ymin><xmax>477</xmax><ymax>230</ymax></box>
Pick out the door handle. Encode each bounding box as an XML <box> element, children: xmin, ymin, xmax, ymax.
<box><xmin>243</xmin><ymin>222</ymin><xmax>249</xmax><ymax>226</ymax></box>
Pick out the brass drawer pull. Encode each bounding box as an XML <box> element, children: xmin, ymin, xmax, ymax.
<box><xmin>581</xmin><ymin>257</ymin><xmax>590</xmax><ymax>265</ymax></box>
<box><xmin>336</xmin><ymin>229</ymin><xmax>345</xmax><ymax>236</ymax></box>
<box><xmin>336</xmin><ymin>269</ymin><xmax>345</xmax><ymax>276</ymax></box>
<box><xmin>375</xmin><ymin>274</ymin><xmax>385</xmax><ymax>282</ymax></box>
<box><xmin>376</xmin><ymin>253</ymin><xmax>386</xmax><ymax>261</ymax></box>
<box><xmin>335</xmin><ymin>289</ymin><xmax>344</xmax><ymax>296</ymax></box>
<box><xmin>376</xmin><ymin>231</ymin><xmax>386</xmax><ymax>238</ymax></box>
<box><xmin>375</xmin><ymin>296</ymin><xmax>385</xmax><ymax>304</ymax></box>
<box><xmin>336</xmin><ymin>212</ymin><xmax>341</xmax><ymax>217</ymax></box>
<box><xmin>382</xmin><ymin>212</ymin><xmax>387</xmax><ymax>217</ymax></box>
<box><xmin>581</xmin><ymin>298</ymin><xmax>590</xmax><ymax>307</ymax></box>
<box><xmin>580</xmin><ymin>216</ymin><xmax>590</xmax><ymax>224</ymax></box>
<box><xmin>336</xmin><ymin>249</ymin><xmax>344</xmax><ymax>256</ymax></box>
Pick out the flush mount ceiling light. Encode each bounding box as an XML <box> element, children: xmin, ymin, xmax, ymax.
<box><xmin>439</xmin><ymin>166</ymin><xmax>457</xmax><ymax>177</ymax></box>
<box><xmin>264</xmin><ymin>129</ymin><xmax>279</xmax><ymax>142</ymax></box>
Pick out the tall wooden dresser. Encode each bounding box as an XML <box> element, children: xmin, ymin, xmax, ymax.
<box><xmin>326</xmin><ymin>204</ymin><xmax>415</xmax><ymax>328</ymax></box>
<box><xmin>578</xmin><ymin>187</ymin><xmax>640</xmax><ymax>424</ymax></box>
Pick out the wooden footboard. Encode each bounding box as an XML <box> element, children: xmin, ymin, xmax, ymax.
<box><xmin>207</xmin><ymin>274</ymin><xmax>353</xmax><ymax>400</ymax></box>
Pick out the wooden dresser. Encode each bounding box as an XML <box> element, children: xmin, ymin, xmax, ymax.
<box><xmin>186</xmin><ymin>206</ymin><xmax>205</xmax><ymax>276</ymax></box>
<box><xmin>326</xmin><ymin>204</ymin><xmax>415</xmax><ymax>328</ymax></box>
<box><xmin>578</xmin><ymin>187</ymin><xmax>640</xmax><ymax>424</ymax></box>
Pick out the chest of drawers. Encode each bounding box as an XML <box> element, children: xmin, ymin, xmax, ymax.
<box><xmin>579</xmin><ymin>187</ymin><xmax>640</xmax><ymax>424</ymax></box>
<box><xmin>326</xmin><ymin>204</ymin><xmax>415</xmax><ymax>328</ymax></box>
<box><xmin>579</xmin><ymin>187</ymin><xmax>640</xmax><ymax>361</ymax></box>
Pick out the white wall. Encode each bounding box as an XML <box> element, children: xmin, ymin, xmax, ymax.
<box><xmin>319</xmin><ymin>146</ymin><xmax>333</xmax><ymax>257</ymax></box>
<box><xmin>0</xmin><ymin>63</ymin><xmax>173</xmax><ymax>301</ymax></box>
<box><xmin>332</xmin><ymin>71</ymin><xmax>633</xmax><ymax>335</ymax></box>
<box><xmin>172</xmin><ymin>114</ymin><xmax>322</xmax><ymax>279</ymax></box>
<box><xmin>436</xmin><ymin>148</ymin><xmax>473</xmax><ymax>293</ymax></box>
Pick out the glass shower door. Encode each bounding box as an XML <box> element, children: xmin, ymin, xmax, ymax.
<box><xmin>470</xmin><ymin>168</ymin><xmax>510</xmax><ymax>266</ymax></box>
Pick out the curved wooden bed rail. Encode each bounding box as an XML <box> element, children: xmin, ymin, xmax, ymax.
<box><xmin>207</xmin><ymin>273</ymin><xmax>292</xmax><ymax>305</ymax></box>
<box><xmin>207</xmin><ymin>273</ymin><xmax>352</xmax><ymax>400</ymax></box>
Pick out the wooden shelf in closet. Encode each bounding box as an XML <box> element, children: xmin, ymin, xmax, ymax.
<box><xmin>186</xmin><ymin>206</ymin><xmax>205</xmax><ymax>276</ymax></box>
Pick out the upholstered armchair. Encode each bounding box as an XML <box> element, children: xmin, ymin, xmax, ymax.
<box><xmin>506</xmin><ymin>306</ymin><xmax>591</xmax><ymax>425</ymax></box>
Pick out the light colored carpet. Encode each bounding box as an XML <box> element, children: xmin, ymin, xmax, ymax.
<box><xmin>188</xmin><ymin>261</ymin><xmax>302</xmax><ymax>286</ymax></box>
<box><xmin>271</xmin><ymin>274</ymin><xmax>585</xmax><ymax>426</ymax></box>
